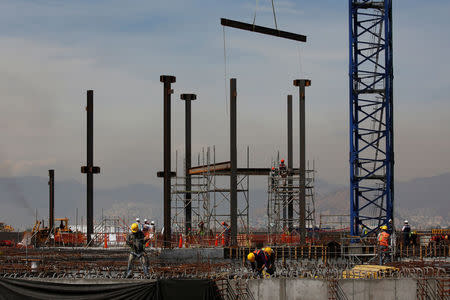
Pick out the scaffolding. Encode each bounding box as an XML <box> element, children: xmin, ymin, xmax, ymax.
<box><xmin>171</xmin><ymin>146</ymin><xmax>250</xmax><ymax>237</ymax></box>
<box><xmin>90</xmin><ymin>216</ymin><xmax>129</xmax><ymax>247</ymax></box>
<box><xmin>267</xmin><ymin>162</ymin><xmax>316</xmax><ymax>240</ymax></box>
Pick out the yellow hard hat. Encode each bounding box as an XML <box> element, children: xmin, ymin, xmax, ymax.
<box><xmin>264</xmin><ymin>247</ymin><xmax>273</xmax><ymax>255</ymax></box>
<box><xmin>380</xmin><ymin>225</ymin><xmax>388</xmax><ymax>230</ymax></box>
<box><xmin>131</xmin><ymin>223</ymin><xmax>139</xmax><ymax>233</ymax></box>
<box><xmin>247</xmin><ymin>252</ymin><xmax>255</xmax><ymax>262</ymax></box>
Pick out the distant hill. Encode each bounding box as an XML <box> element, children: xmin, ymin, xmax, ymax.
<box><xmin>0</xmin><ymin>176</ymin><xmax>161</xmax><ymax>229</ymax></box>
<box><xmin>314</xmin><ymin>173</ymin><xmax>450</xmax><ymax>229</ymax></box>
<box><xmin>0</xmin><ymin>173</ymin><xmax>448</xmax><ymax>230</ymax></box>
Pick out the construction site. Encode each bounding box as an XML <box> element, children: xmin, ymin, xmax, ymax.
<box><xmin>1</xmin><ymin>1</ymin><xmax>449</xmax><ymax>299</ymax></box>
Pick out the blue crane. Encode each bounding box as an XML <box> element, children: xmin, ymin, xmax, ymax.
<box><xmin>349</xmin><ymin>0</ymin><xmax>394</xmax><ymax>237</ymax></box>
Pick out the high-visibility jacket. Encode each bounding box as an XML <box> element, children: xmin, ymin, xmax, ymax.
<box><xmin>378</xmin><ymin>231</ymin><xmax>390</xmax><ymax>247</ymax></box>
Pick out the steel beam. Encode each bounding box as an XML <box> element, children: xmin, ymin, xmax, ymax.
<box><xmin>160</xmin><ymin>75</ymin><xmax>176</xmax><ymax>248</ymax></box>
<box><xmin>230</xmin><ymin>78</ymin><xmax>237</xmax><ymax>246</ymax></box>
<box><xmin>180</xmin><ymin>93</ymin><xmax>197</xmax><ymax>234</ymax></box>
<box><xmin>294</xmin><ymin>79</ymin><xmax>311</xmax><ymax>245</ymax></box>
<box><xmin>221</xmin><ymin>18</ymin><xmax>307</xmax><ymax>43</ymax></box>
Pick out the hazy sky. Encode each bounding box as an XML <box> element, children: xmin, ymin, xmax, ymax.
<box><xmin>0</xmin><ymin>0</ymin><xmax>449</xmax><ymax>189</ymax></box>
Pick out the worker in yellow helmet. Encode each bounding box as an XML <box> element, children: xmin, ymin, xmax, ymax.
<box><xmin>377</xmin><ymin>225</ymin><xmax>390</xmax><ymax>265</ymax></box>
<box><xmin>125</xmin><ymin>222</ymin><xmax>150</xmax><ymax>278</ymax></box>
<box><xmin>247</xmin><ymin>249</ymin><xmax>268</xmax><ymax>276</ymax></box>
<box><xmin>263</xmin><ymin>247</ymin><xmax>276</xmax><ymax>275</ymax></box>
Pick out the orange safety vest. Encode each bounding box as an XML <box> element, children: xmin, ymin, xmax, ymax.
<box><xmin>378</xmin><ymin>231</ymin><xmax>390</xmax><ymax>247</ymax></box>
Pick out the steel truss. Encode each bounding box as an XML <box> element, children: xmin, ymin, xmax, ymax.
<box><xmin>349</xmin><ymin>0</ymin><xmax>394</xmax><ymax>236</ymax></box>
<box><xmin>171</xmin><ymin>147</ymin><xmax>250</xmax><ymax>236</ymax></box>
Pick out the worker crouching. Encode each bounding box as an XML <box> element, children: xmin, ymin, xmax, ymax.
<box><xmin>247</xmin><ymin>249</ymin><xmax>269</xmax><ymax>276</ymax></box>
<box><xmin>263</xmin><ymin>247</ymin><xmax>276</xmax><ymax>275</ymax></box>
<box><xmin>126</xmin><ymin>222</ymin><xmax>150</xmax><ymax>278</ymax></box>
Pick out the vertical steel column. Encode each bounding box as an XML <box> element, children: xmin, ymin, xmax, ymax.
<box><xmin>160</xmin><ymin>75</ymin><xmax>176</xmax><ymax>248</ymax></box>
<box><xmin>180</xmin><ymin>93</ymin><xmax>197</xmax><ymax>235</ymax></box>
<box><xmin>86</xmin><ymin>91</ymin><xmax>94</xmax><ymax>244</ymax></box>
<box><xmin>230</xmin><ymin>78</ymin><xmax>237</xmax><ymax>246</ymax></box>
<box><xmin>294</xmin><ymin>79</ymin><xmax>311</xmax><ymax>244</ymax></box>
<box><xmin>81</xmin><ymin>90</ymin><xmax>100</xmax><ymax>245</ymax></box>
<box><xmin>287</xmin><ymin>95</ymin><xmax>293</xmax><ymax>232</ymax></box>
<box><xmin>48</xmin><ymin>169</ymin><xmax>54</xmax><ymax>233</ymax></box>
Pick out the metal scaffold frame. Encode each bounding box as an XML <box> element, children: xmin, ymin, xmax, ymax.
<box><xmin>349</xmin><ymin>0</ymin><xmax>394</xmax><ymax>236</ymax></box>
<box><xmin>171</xmin><ymin>147</ymin><xmax>250</xmax><ymax>238</ymax></box>
<box><xmin>267</xmin><ymin>162</ymin><xmax>316</xmax><ymax>240</ymax></box>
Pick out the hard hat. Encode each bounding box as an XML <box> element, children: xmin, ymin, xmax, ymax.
<box><xmin>380</xmin><ymin>225</ymin><xmax>388</xmax><ymax>230</ymax></box>
<box><xmin>136</xmin><ymin>217</ymin><xmax>140</xmax><ymax>222</ymax></box>
<box><xmin>281</xmin><ymin>159</ymin><xmax>285</xmax><ymax>163</ymax></box>
<box><xmin>150</xmin><ymin>221</ymin><xmax>155</xmax><ymax>225</ymax></box>
<box><xmin>272</xmin><ymin>167</ymin><xmax>275</xmax><ymax>170</ymax></box>
<box><xmin>131</xmin><ymin>223</ymin><xmax>139</xmax><ymax>233</ymax></box>
<box><xmin>144</xmin><ymin>219</ymin><xmax>148</xmax><ymax>223</ymax></box>
<box><xmin>264</xmin><ymin>247</ymin><xmax>273</xmax><ymax>255</ymax></box>
<box><xmin>404</xmin><ymin>220</ymin><xmax>408</xmax><ymax>224</ymax></box>
<box><xmin>247</xmin><ymin>253</ymin><xmax>255</xmax><ymax>262</ymax></box>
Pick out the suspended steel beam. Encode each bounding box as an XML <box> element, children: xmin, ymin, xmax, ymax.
<box><xmin>220</xmin><ymin>18</ymin><xmax>307</xmax><ymax>43</ymax></box>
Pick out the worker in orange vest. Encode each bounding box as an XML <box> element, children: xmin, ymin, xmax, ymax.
<box><xmin>247</xmin><ymin>249</ymin><xmax>268</xmax><ymax>276</ymax></box>
<box><xmin>378</xmin><ymin>225</ymin><xmax>390</xmax><ymax>265</ymax></box>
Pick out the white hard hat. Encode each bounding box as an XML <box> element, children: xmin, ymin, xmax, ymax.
<box><xmin>150</xmin><ymin>221</ymin><xmax>155</xmax><ymax>225</ymax></box>
<box><xmin>144</xmin><ymin>219</ymin><xmax>148</xmax><ymax>222</ymax></box>
<box><xmin>136</xmin><ymin>217</ymin><xmax>140</xmax><ymax>222</ymax></box>
<box><xmin>404</xmin><ymin>220</ymin><xmax>408</xmax><ymax>224</ymax></box>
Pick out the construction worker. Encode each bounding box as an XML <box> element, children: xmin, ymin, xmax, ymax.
<box><xmin>198</xmin><ymin>221</ymin><xmax>205</xmax><ymax>237</ymax></box>
<box><xmin>279</xmin><ymin>159</ymin><xmax>287</xmax><ymax>178</ymax></box>
<box><xmin>263</xmin><ymin>247</ymin><xmax>276</xmax><ymax>275</ymax></box>
<box><xmin>270</xmin><ymin>166</ymin><xmax>277</xmax><ymax>190</ymax></box>
<box><xmin>378</xmin><ymin>225</ymin><xmax>390</xmax><ymax>265</ymax></box>
<box><xmin>149</xmin><ymin>221</ymin><xmax>156</xmax><ymax>247</ymax></box>
<box><xmin>402</xmin><ymin>220</ymin><xmax>411</xmax><ymax>246</ymax></box>
<box><xmin>247</xmin><ymin>249</ymin><xmax>268</xmax><ymax>275</ymax></box>
<box><xmin>135</xmin><ymin>217</ymin><xmax>142</xmax><ymax>230</ymax></box>
<box><xmin>143</xmin><ymin>219</ymin><xmax>150</xmax><ymax>232</ymax></box>
<box><xmin>125</xmin><ymin>222</ymin><xmax>149</xmax><ymax>277</ymax></box>
<box><xmin>221</xmin><ymin>222</ymin><xmax>230</xmax><ymax>246</ymax></box>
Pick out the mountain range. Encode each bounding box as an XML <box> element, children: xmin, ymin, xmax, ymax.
<box><xmin>0</xmin><ymin>173</ymin><xmax>448</xmax><ymax>230</ymax></box>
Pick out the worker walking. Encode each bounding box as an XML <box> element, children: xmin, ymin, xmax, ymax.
<box><xmin>126</xmin><ymin>223</ymin><xmax>150</xmax><ymax>278</ymax></box>
<box><xmin>402</xmin><ymin>220</ymin><xmax>411</xmax><ymax>246</ymax></box>
<box><xmin>247</xmin><ymin>249</ymin><xmax>268</xmax><ymax>276</ymax></box>
<box><xmin>378</xmin><ymin>225</ymin><xmax>390</xmax><ymax>265</ymax></box>
<box><xmin>263</xmin><ymin>247</ymin><xmax>276</xmax><ymax>275</ymax></box>
<box><xmin>221</xmin><ymin>222</ymin><xmax>230</xmax><ymax>246</ymax></box>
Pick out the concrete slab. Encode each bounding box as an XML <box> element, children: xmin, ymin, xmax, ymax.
<box><xmin>285</xmin><ymin>279</ymin><xmax>328</xmax><ymax>300</ymax></box>
<box><xmin>158</xmin><ymin>248</ymin><xmax>223</xmax><ymax>262</ymax></box>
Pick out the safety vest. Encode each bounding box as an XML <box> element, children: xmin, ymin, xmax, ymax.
<box><xmin>378</xmin><ymin>231</ymin><xmax>390</xmax><ymax>247</ymax></box>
